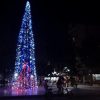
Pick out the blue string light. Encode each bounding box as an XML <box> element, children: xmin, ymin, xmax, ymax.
<box><xmin>12</xmin><ymin>1</ymin><xmax>37</xmax><ymax>88</ymax></box>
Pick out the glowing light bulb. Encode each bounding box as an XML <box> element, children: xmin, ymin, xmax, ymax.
<box><xmin>31</xmin><ymin>75</ymin><xmax>34</xmax><ymax>78</ymax></box>
<box><xmin>67</xmin><ymin>69</ymin><xmax>70</xmax><ymax>72</ymax></box>
<box><xmin>14</xmin><ymin>73</ymin><xmax>18</xmax><ymax>79</ymax></box>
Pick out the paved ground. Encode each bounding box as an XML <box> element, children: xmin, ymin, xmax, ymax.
<box><xmin>70</xmin><ymin>84</ymin><xmax>100</xmax><ymax>95</ymax></box>
<box><xmin>0</xmin><ymin>84</ymin><xmax>100</xmax><ymax>100</ymax></box>
<box><xmin>0</xmin><ymin>86</ymin><xmax>46</xmax><ymax>96</ymax></box>
<box><xmin>0</xmin><ymin>95</ymin><xmax>100</xmax><ymax>100</ymax></box>
<box><xmin>48</xmin><ymin>83</ymin><xmax>100</xmax><ymax>95</ymax></box>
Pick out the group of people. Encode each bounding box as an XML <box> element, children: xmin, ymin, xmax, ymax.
<box><xmin>57</xmin><ymin>76</ymin><xmax>79</xmax><ymax>94</ymax></box>
<box><xmin>39</xmin><ymin>76</ymin><xmax>79</xmax><ymax>94</ymax></box>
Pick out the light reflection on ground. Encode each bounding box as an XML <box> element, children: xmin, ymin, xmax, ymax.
<box><xmin>0</xmin><ymin>86</ymin><xmax>45</xmax><ymax>96</ymax></box>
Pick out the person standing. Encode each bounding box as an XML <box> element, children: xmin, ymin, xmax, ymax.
<box><xmin>57</xmin><ymin>76</ymin><xmax>64</xmax><ymax>94</ymax></box>
<box><xmin>44</xmin><ymin>80</ymin><xmax>49</xmax><ymax>94</ymax></box>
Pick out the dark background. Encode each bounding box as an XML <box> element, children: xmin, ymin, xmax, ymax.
<box><xmin>0</xmin><ymin>0</ymin><xmax>100</xmax><ymax>76</ymax></box>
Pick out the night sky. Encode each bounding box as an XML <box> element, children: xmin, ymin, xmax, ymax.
<box><xmin>0</xmin><ymin>0</ymin><xmax>100</xmax><ymax>76</ymax></box>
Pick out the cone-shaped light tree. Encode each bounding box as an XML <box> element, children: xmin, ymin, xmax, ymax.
<box><xmin>12</xmin><ymin>1</ymin><xmax>37</xmax><ymax>89</ymax></box>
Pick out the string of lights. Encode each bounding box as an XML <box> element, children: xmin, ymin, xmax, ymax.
<box><xmin>12</xmin><ymin>1</ymin><xmax>37</xmax><ymax>89</ymax></box>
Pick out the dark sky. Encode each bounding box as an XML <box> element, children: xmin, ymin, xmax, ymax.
<box><xmin>0</xmin><ymin>0</ymin><xmax>100</xmax><ymax>75</ymax></box>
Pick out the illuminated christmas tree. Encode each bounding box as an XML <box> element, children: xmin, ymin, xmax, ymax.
<box><xmin>12</xmin><ymin>1</ymin><xmax>37</xmax><ymax>89</ymax></box>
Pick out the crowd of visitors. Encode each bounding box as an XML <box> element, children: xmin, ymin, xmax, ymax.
<box><xmin>56</xmin><ymin>76</ymin><xmax>79</xmax><ymax>94</ymax></box>
<box><xmin>39</xmin><ymin>76</ymin><xmax>79</xmax><ymax>94</ymax></box>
